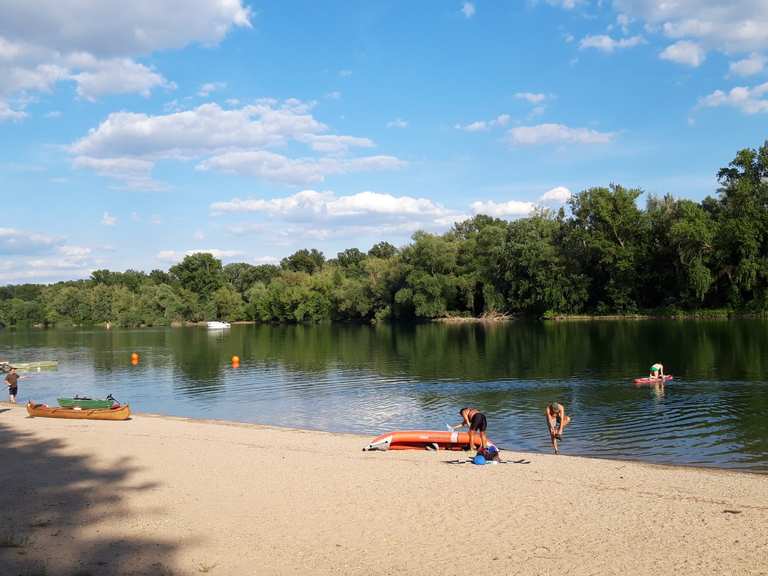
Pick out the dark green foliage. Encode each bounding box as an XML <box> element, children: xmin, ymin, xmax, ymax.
<box><xmin>281</xmin><ymin>249</ymin><xmax>325</xmax><ymax>274</ymax></box>
<box><xmin>2</xmin><ymin>143</ymin><xmax>767</xmax><ymax>327</ymax></box>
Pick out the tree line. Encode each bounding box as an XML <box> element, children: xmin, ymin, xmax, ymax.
<box><xmin>1</xmin><ymin>142</ymin><xmax>767</xmax><ymax>328</ymax></box>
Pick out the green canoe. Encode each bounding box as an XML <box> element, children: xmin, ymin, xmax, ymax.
<box><xmin>57</xmin><ymin>395</ymin><xmax>116</xmax><ymax>409</ymax></box>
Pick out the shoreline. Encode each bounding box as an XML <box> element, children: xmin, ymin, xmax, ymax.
<box><xmin>2</xmin><ymin>403</ymin><xmax>767</xmax><ymax>575</ymax></box>
<box><xmin>3</xmin><ymin>402</ymin><xmax>765</xmax><ymax>476</ymax></box>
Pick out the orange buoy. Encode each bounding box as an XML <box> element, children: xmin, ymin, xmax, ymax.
<box><xmin>231</xmin><ymin>355</ymin><xmax>240</xmax><ymax>364</ymax></box>
<box><xmin>130</xmin><ymin>352</ymin><xmax>139</xmax><ymax>363</ymax></box>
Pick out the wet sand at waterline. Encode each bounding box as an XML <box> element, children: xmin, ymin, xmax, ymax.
<box><xmin>1</xmin><ymin>403</ymin><xmax>766</xmax><ymax>576</ymax></box>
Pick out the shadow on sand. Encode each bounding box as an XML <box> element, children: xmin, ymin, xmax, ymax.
<box><xmin>0</xmin><ymin>411</ymin><xmax>181</xmax><ymax>576</ymax></box>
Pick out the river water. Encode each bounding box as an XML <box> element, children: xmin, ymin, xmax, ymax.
<box><xmin>2</xmin><ymin>321</ymin><xmax>767</xmax><ymax>471</ymax></box>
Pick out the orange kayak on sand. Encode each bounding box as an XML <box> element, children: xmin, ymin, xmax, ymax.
<box><xmin>26</xmin><ymin>401</ymin><xmax>131</xmax><ymax>421</ymax></box>
<box><xmin>363</xmin><ymin>430</ymin><xmax>495</xmax><ymax>451</ymax></box>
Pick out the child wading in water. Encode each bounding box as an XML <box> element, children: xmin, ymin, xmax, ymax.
<box><xmin>5</xmin><ymin>368</ymin><xmax>20</xmax><ymax>403</ymax></box>
<box><xmin>546</xmin><ymin>402</ymin><xmax>571</xmax><ymax>454</ymax></box>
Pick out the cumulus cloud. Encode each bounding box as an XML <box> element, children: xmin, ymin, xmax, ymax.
<box><xmin>198</xmin><ymin>151</ymin><xmax>405</xmax><ymax>185</ymax></box>
<box><xmin>387</xmin><ymin>118</ymin><xmax>408</xmax><ymax>128</ymax></box>
<box><xmin>69</xmin><ymin>100</ymin><xmax>405</xmax><ymax>188</ymax></box>
<box><xmin>660</xmin><ymin>40</ymin><xmax>706</xmax><ymax>67</ymax></box>
<box><xmin>0</xmin><ymin>227</ymin><xmax>59</xmax><ymax>255</ymax></box>
<box><xmin>156</xmin><ymin>248</ymin><xmax>245</xmax><ymax>263</ymax></box>
<box><xmin>0</xmin><ymin>1</ymin><xmax>251</xmax><ymax>108</ymax></box>
<box><xmin>729</xmin><ymin>53</ymin><xmax>766</xmax><ymax>76</ymax></box>
<box><xmin>470</xmin><ymin>199</ymin><xmax>535</xmax><ymax>217</ymax></box>
<box><xmin>698</xmin><ymin>82</ymin><xmax>768</xmax><ymax>114</ymax></box>
<box><xmin>0</xmin><ymin>226</ymin><xmax>102</xmax><ymax>283</ymax></box>
<box><xmin>579</xmin><ymin>34</ymin><xmax>645</xmax><ymax>53</ymax></box>
<box><xmin>470</xmin><ymin>186</ymin><xmax>572</xmax><ymax>218</ymax></box>
<box><xmin>539</xmin><ymin>186</ymin><xmax>572</xmax><ymax>203</ymax></box>
<box><xmin>101</xmin><ymin>211</ymin><xmax>117</xmax><ymax>226</ymax></box>
<box><xmin>507</xmin><ymin>123</ymin><xmax>614</xmax><ymax>145</ymax></box>
<box><xmin>0</xmin><ymin>100</ymin><xmax>26</xmax><ymax>121</ymax></box>
<box><xmin>613</xmin><ymin>0</ymin><xmax>768</xmax><ymax>55</ymax></box>
<box><xmin>197</xmin><ymin>81</ymin><xmax>226</xmax><ymax>97</ymax></box>
<box><xmin>211</xmin><ymin>190</ymin><xmax>449</xmax><ymax>219</ymax></box>
<box><xmin>461</xmin><ymin>2</ymin><xmax>476</xmax><ymax>18</ymax></box>
<box><xmin>515</xmin><ymin>92</ymin><xmax>548</xmax><ymax>104</ymax></box>
<box><xmin>70</xmin><ymin>56</ymin><xmax>175</xmax><ymax>100</ymax></box>
<box><xmin>455</xmin><ymin>114</ymin><xmax>510</xmax><ymax>132</ymax></box>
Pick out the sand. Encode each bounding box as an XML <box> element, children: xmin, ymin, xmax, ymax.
<box><xmin>1</xmin><ymin>402</ymin><xmax>767</xmax><ymax>576</ymax></box>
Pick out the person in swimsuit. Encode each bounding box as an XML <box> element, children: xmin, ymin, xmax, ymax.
<box><xmin>5</xmin><ymin>368</ymin><xmax>20</xmax><ymax>403</ymax></box>
<box><xmin>546</xmin><ymin>402</ymin><xmax>571</xmax><ymax>454</ymax></box>
<box><xmin>649</xmin><ymin>363</ymin><xmax>665</xmax><ymax>380</ymax></box>
<box><xmin>452</xmin><ymin>407</ymin><xmax>488</xmax><ymax>453</ymax></box>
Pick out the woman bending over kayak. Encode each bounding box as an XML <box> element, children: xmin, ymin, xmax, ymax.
<box><xmin>546</xmin><ymin>402</ymin><xmax>571</xmax><ymax>454</ymax></box>
<box><xmin>451</xmin><ymin>407</ymin><xmax>488</xmax><ymax>453</ymax></box>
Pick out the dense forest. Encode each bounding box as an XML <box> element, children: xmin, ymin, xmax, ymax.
<box><xmin>2</xmin><ymin>142</ymin><xmax>767</xmax><ymax>328</ymax></box>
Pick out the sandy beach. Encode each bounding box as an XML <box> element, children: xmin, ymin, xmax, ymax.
<box><xmin>1</xmin><ymin>402</ymin><xmax>767</xmax><ymax>576</ymax></box>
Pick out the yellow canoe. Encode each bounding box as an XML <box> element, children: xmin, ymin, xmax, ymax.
<box><xmin>26</xmin><ymin>401</ymin><xmax>131</xmax><ymax>421</ymax></box>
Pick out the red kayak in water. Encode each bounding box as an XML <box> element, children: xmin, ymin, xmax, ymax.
<box><xmin>634</xmin><ymin>375</ymin><xmax>673</xmax><ymax>384</ymax></box>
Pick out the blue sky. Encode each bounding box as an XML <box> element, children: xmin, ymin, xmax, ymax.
<box><xmin>1</xmin><ymin>0</ymin><xmax>767</xmax><ymax>283</ymax></box>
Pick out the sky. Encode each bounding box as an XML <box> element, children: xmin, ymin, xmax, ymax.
<box><xmin>1</xmin><ymin>0</ymin><xmax>767</xmax><ymax>284</ymax></box>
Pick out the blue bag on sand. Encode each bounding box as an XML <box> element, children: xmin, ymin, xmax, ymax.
<box><xmin>472</xmin><ymin>454</ymin><xmax>486</xmax><ymax>465</ymax></box>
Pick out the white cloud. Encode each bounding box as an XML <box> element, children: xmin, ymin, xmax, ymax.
<box><xmin>0</xmin><ymin>100</ymin><xmax>26</xmax><ymax>121</ymax></box>
<box><xmin>698</xmin><ymin>82</ymin><xmax>768</xmax><ymax>114</ymax></box>
<box><xmin>156</xmin><ymin>248</ymin><xmax>245</xmax><ymax>263</ymax></box>
<box><xmin>253</xmin><ymin>256</ymin><xmax>279</xmax><ymax>265</ymax></box>
<box><xmin>539</xmin><ymin>186</ymin><xmax>572</xmax><ymax>203</ymax></box>
<box><xmin>461</xmin><ymin>2</ymin><xmax>476</xmax><ymax>18</ymax></box>
<box><xmin>455</xmin><ymin>114</ymin><xmax>510</xmax><ymax>132</ymax></box>
<box><xmin>387</xmin><ymin>118</ymin><xmax>408</xmax><ymax>128</ymax></box>
<box><xmin>211</xmin><ymin>190</ymin><xmax>449</xmax><ymax>219</ymax></box>
<box><xmin>101</xmin><ymin>212</ymin><xmax>117</xmax><ymax>226</ymax></box>
<box><xmin>338</xmin><ymin>69</ymin><xmax>352</xmax><ymax>77</ymax></box>
<box><xmin>0</xmin><ymin>227</ymin><xmax>59</xmax><ymax>255</ymax></box>
<box><xmin>45</xmin><ymin>110</ymin><xmax>61</xmax><ymax>118</ymax></box>
<box><xmin>325</xmin><ymin>90</ymin><xmax>342</xmax><ymax>100</ymax></box>
<box><xmin>614</xmin><ymin>0</ymin><xmax>768</xmax><ymax>54</ymax></box>
<box><xmin>579</xmin><ymin>34</ymin><xmax>645</xmax><ymax>53</ymax></box>
<box><xmin>470</xmin><ymin>199</ymin><xmax>535</xmax><ymax>217</ymax></box>
<box><xmin>515</xmin><ymin>92</ymin><xmax>547</xmax><ymax>104</ymax></box>
<box><xmin>70</xmin><ymin>56</ymin><xmax>175</xmax><ymax>100</ymax></box>
<box><xmin>0</xmin><ymin>1</ymin><xmax>250</xmax><ymax>107</ymax></box>
<box><xmin>729</xmin><ymin>53</ymin><xmax>766</xmax><ymax>76</ymax></box>
<box><xmin>659</xmin><ymin>40</ymin><xmax>706</xmax><ymax>67</ymax></box>
<box><xmin>69</xmin><ymin>100</ymin><xmax>404</xmax><ymax>188</ymax></box>
<box><xmin>507</xmin><ymin>123</ymin><xmax>615</xmax><ymax>145</ymax></box>
<box><xmin>198</xmin><ymin>151</ymin><xmax>405</xmax><ymax>185</ymax></box>
<box><xmin>197</xmin><ymin>81</ymin><xmax>226</xmax><ymax>97</ymax></box>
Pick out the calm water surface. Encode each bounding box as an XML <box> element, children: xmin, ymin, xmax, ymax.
<box><xmin>2</xmin><ymin>321</ymin><xmax>767</xmax><ymax>471</ymax></box>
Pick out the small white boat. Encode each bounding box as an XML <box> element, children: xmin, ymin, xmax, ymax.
<box><xmin>206</xmin><ymin>321</ymin><xmax>231</xmax><ymax>330</ymax></box>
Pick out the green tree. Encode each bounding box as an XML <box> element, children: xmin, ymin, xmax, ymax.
<box><xmin>281</xmin><ymin>249</ymin><xmax>325</xmax><ymax>274</ymax></box>
<box><xmin>170</xmin><ymin>253</ymin><xmax>225</xmax><ymax>300</ymax></box>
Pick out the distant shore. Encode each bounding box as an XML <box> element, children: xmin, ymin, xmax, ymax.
<box><xmin>1</xmin><ymin>403</ymin><xmax>767</xmax><ymax>576</ymax></box>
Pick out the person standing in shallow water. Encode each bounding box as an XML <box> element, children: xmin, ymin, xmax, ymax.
<box><xmin>546</xmin><ymin>402</ymin><xmax>571</xmax><ymax>454</ymax></box>
<box><xmin>5</xmin><ymin>368</ymin><xmax>20</xmax><ymax>403</ymax></box>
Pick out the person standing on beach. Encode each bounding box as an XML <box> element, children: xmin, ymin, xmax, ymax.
<box><xmin>649</xmin><ymin>362</ymin><xmax>665</xmax><ymax>380</ymax></box>
<box><xmin>452</xmin><ymin>407</ymin><xmax>488</xmax><ymax>453</ymax></box>
<box><xmin>5</xmin><ymin>368</ymin><xmax>20</xmax><ymax>403</ymax></box>
<box><xmin>546</xmin><ymin>402</ymin><xmax>571</xmax><ymax>454</ymax></box>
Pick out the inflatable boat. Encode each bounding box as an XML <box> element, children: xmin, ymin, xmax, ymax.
<box><xmin>634</xmin><ymin>375</ymin><xmax>673</xmax><ymax>384</ymax></box>
<box><xmin>363</xmin><ymin>430</ymin><xmax>495</xmax><ymax>451</ymax></box>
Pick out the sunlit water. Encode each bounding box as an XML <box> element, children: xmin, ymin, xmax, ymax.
<box><xmin>2</xmin><ymin>321</ymin><xmax>767</xmax><ymax>471</ymax></box>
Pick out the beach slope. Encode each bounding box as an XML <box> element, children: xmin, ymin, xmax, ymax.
<box><xmin>1</xmin><ymin>403</ymin><xmax>766</xmax><ymax>576</ymax></box>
